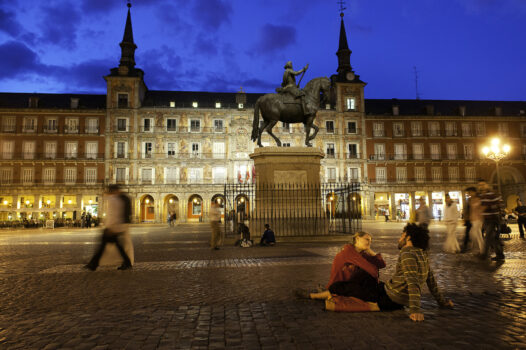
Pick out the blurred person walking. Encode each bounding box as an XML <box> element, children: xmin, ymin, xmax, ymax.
<box><xmin>84</xmin><ymin>185</ymin><xmax>133</xmax><ymax>271</ymax></box>
<box><xmin>460</xmin><ymin>188</ymin><xmax>474</xmax><ymax>252</ymax></box>
<box><xmin>478</xmin><ymin>179</ymin><xmax>505</xmax><ymax>261</ymax></box>
<box><xmin>468</xmin><ymin>189</ymin><xmax>485</xmax><ymax>255</ymax></box>
<box><xmin>416</xmin><ymin>197</ymin><xmax>432</xmax><ymax>229</ymax></box>
<box><xmin>443</xmin><ymin>194</ymin><xmax>460</xmax><ymax>253</ymax></box>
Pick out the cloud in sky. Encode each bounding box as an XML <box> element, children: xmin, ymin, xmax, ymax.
<box><xmin>38</xmin><ymin>2</ymin><xmax>81</xmax><ymax>49</ymax></box>
<box><xmin>254</xmin><ymin>24</ymin><xmax>297</xmax><ymax>55</ymax></box>
<box><xmin>191</xmin><ymin>0</ymin><xmax>233</xmax><ymax>30</ymax></box>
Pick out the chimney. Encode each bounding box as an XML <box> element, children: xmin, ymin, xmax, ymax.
<box><xmin>425</xmin><ymin>104</ymin><xmax>434</xmax><ymax>116</ymax></box>
<box><xmin>459</xmin><ymin>105</ymin><xmax>466</xmax><ymax>116</ymax></box>
<box><xmin>70</xmin><ymin>97</ymin><xmax>79</xmax><ymax>109</ymax></box>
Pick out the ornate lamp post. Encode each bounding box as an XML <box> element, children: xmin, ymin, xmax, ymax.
<box><xmin>482</xmin><ymin>138</ymin><xmax>510</xmax><ymax>195</ymax></box>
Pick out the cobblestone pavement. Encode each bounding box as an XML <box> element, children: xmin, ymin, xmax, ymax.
<box><xmin>0</xmin><ymin>222</ymin><xmax>524</xmax><ymax>349</ymax></box>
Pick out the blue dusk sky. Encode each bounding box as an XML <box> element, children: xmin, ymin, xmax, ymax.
<box><xmin>0</xmin><ymin>0</ymin><xmax>525</xmax><ymax>101</ymax></box>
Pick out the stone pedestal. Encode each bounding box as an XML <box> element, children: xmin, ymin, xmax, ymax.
<box><xmin>249</xmin><ymin>147</ymin><xmax>327</xmax><ymax>236</ymax></box>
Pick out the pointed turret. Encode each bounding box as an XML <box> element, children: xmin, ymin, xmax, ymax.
<box><xmin>117</xmin><ymin>3</ymin><xmax>137</xmax><ymax>75</ymax></box>
<box><xmin>332</xmin><ymin>12</ymin><xmax>362</xmax><ymax>83</ymax></box>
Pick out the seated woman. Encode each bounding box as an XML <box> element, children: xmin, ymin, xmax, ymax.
<box><xmin>304</xmin><ymin>231</ymin><xmax>386</xmax><ymax>303</ymax></box>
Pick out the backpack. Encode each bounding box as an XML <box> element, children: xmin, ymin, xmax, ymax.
<box><xmin>120</xmin><ymin>193</ymin><xmax>132</xmax><ymax>223</ymax></box>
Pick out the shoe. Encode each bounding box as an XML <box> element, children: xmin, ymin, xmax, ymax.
<box><xmin>83</xmin><ymin>264</ymin><xmax>96</xmax><ymax>271</ymax></box>
<box><xmin>117</xmin><ymin>264</ymin><xmax>132</xmax><ymax>270</ymax></box>
<box><xmin>491</xmin><ymin>256</ymin><xmax>505</xmax><ymax>262</ymax></box>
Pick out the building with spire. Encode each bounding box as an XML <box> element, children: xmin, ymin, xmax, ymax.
<box><xmin>0</xmin><ymin>4</ymin><xmax>525</xmax><ymax>226</ymax></box>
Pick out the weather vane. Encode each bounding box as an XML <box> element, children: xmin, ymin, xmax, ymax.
<box><xmin>338</xmin><ymin>0</ymin><xmax>346</xmax><ymax>15</ymax></box>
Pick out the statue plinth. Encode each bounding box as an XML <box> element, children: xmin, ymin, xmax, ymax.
<box><xmin>249</xmin><ymin>147</ymin><xmax>327</xmax><ymax>236</ymax></box>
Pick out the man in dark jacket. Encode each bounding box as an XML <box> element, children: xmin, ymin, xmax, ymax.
<box><xmin>478</xmin><ymin>179</ymin><xmax>505</xmax><ymax>261</ymax></box>
<box><xmin>260</xmin><ymin>224</ymin><xmax>276</xmax><ymax>246</ymax></box>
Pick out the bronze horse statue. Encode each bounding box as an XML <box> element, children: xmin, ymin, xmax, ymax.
<box><xmin>251</xmin><ymin>77</ymin><xmax>331</xmax><ymax>147</ymax></box>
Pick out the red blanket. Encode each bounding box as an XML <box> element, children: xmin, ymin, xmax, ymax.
<box><xmin>326</xmin><ymin>244</ymin><xmax>385</xmax><ymax>289</ymax></box>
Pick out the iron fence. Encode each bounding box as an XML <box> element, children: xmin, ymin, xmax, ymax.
<box><xmin>223</xmin><ymin>182</ymin><xmax>361</xmax><ymax>237</ymax></box>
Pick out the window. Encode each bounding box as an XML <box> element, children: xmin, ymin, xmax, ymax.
<box><xmin>213</xmin><ymin>142</ymin><xmax>225</xmax><ymax>159</ymax></box>
<box><xmin>463</xmin><ymin>144</ymin><xmax>474</xmax><ymax>160</ymax></box>
<box><xmin>475</xmin><ymin>122</ymin><xmax>485</xmax><ymax>137</ymax></box>
<box><xmin>43</xmin><ymin>168</ymin><xmax>55</xmax><ymax>185</ymax></box>
<box><xmin>448</xmin><ymin>167</ymin><xmax>459</xmax><ymax>182</ymax></box>
<box><xmin>192</xmin><ymin>102</ymin><xmax>198</xmax><ymax>108</ymax></box>
<box><xmin>347</xmin><ymin>121</ymin><xmax>357</xmax><ymax>134</ymax></box>
<box><xmin>214</xmin><ymin>120</ymin><xmax>224</xmax><ymax>132</ymax></box>
<box><xmin>23</xmin><ymin>117</ymin><xmax>36</xmax><ymax>132</ymax></box>
<box><xmin>428</xmin><ymin>122</ymin><xmax>440</xmax><ymax>137</ymax></box>
<box><xmin>65</xmin><ymin>142</ymin><xmax>78</xmax><ymax>159</ymax></box>
<box><xmin>2</xmin><ymin>140</ymin><xmax>14</xmax><ymax>159</ymax></box>
<box><xmin>188</xmin><ymin>168</ymin><xmax>203</xmax><ymax>183</ymax></box>
<box><xmin>238</xmin><ymin>103</ymin><xmax>244</xmax><ymax>109</ymax></box>
<box><xmin>432</xmin><ymin>167</ymin><xmax>442</xmax><ymax>182</ymax></box>
<box><xmin>143</xmin><ymin>118</ymin><xmax>152</xmax><ymax>132</ymax></box>
<box><xmin>212</xmin><ymin>167</ymin><xmax>227</xmax><ymax>183</ymax></box>
<box><xmin>44</xmin><ymin>142</ymin><xmax>57</xmax><ymax>159</ymax></box>
<box><xmin>465</xmin><ymin>167</ymin><xmax>476</xmax><ymax>182</ymax></box>
<box><xmin>116</xmin><ymin>141</ymin><xmax>127</xmax><ymax>158</ymax></box>
<box><xmin>393</xmin><ymin>122</ymin><xmax>404</xmax><ymax>137</ymax></box>
<box><xmin>326</xmin><ymin>143</ymin><xmax>335</xmax><ymax>158</ymax></box>
<box><xmin>116</xmin><ymin>168</ymin><xmax>127</xmax><ymax>183</ymax></box>
<box><xmin>86</xmin><ymin>142</ymin><xmax>98</xmax><ymax>159</ymax></box>
<box><xmin>326</xmin><ymin>167</ymin><xmax>337</xmax><ymax>181</ymax></box>
<box><xmin>282</xmin><ymin>122</ymin><xmax>290</xmax><ymax>132</ymax></box>
<box><xmin>191</xmin><ymin>143</ymin><xmax>200</xmax><ymax>158</ymax></box>
<box><xmin>373</xmin><ymin>122</ymin><xmax>384</xmax><ymax>137</ymax></box>
<box><xmin>141</xmin><ymin>168</ymin><xmax>153</xmax><ymax>184</ymax></box>
<box><xmin>143</xmin><ymin>142</ymin><xmax>153</xmax><ymax>159</ymax></box>
<box><xmin>167</xmin><ymin>142</ymin><xmax>176</xmax><ymax>158</ymax></box>
<box><xmin>167</xmin><ymin>118</ymin><xmax>177</xmax><ymax>132</ymax></box>
<box><xmin>430</xmin><ymin>144</ymin><xmax>440</xmax><ymax>160</ymax></box>
<box><xmin>282</xmin><ymin>143</ymin><xmax>291</xmax><ymax>147</ymax></box>
<box><xmin>521</xmin><ymin>124</ymin><xmax>526</xmax><ymax>137</ymax></box>
<box><xmin>87</xmin><ymin>118</ymin><xmax>98</xmax><ymax>133</ymax></box>
<box><xmin>412</xmin><ymin>144</ymin><xmax>424</xmax><ymax>160</ymax></box>
<box><xmin>325</xmin><ymin>121</ymin><xmax>334</xmax><ymax>133</ymax></box>
<box><xmin>346</xmin><ymin>97</ymin><xmax>356</xmax><ymax>110</ymax></box>
<box><xmin>85</xmin><ymin>168</ymin><xmax>97</xmax><ymax>184</ymax></box>
<box><xmin>45</xmin><ymin>118</ymin><xmax>57</xmax><ymax>133</ymax></box>
<box><xmin>374</xmin><ymin>143</ymin><xmax>385</xmax><ymax>160</ymax></box>
<box><xmin>347</xmin><ymin>144</ymin><xmax>358</xmax><ymax>159</ymax></box>
<box><xmin>411</xmin><ymin>122</ymin><xmax>422</xmax><ymax>137</ymax></box>
<box><xmin>415</xmin><ymin>167</ymin><xmax>425</xmax><ymax>183</ymax></box>
<box><xmin>2</xmin><ymin>117</ymin><xmax>15</xmax><ymax>132</ymax></box>
<box><xmin>117</xmin><ymin>118</ymin><xmax>127</xmax><ymax>132</ymax></box>
<box><xmin>22</xmin><ymin>168</ymin><xmax>34</xmax><ymax>184</ymax></box>
<box><xmin>23</xmin><ymin>141</ymin><xmax>35</xmax><ymax>159</ymax></box>
<box><xmin>170</xmin><ymin>101</ymin><xmax>175</xmax><ymax>108</ymax></box>
<box><xmin>65</xmin><ymin>118</ymin><xmax>79</xmax><ymax>133</ymax></box>
<box><xmin>348</xmin><ymin>167</ymin><xmax>359</xmax><ymax>181</ymax></box>
<box><xmin>445</xmin><ymin>121</ymin><xmax>457</xmax><ymax>136</ymax></box>
<box><xmin>394</xmin><ymin>144</ymin><xmax>406</xmax><ymax>160</ymax></box>
<box><xmin>375</xmin><ymin>167</ymin><xmax>386</xmax><ymax>183</ymax></box>
<box><xmin>461</xmin><ymin>123</ymin><xmax>472</xmax><ymax>137</ymax></box>
<box><xmin>190</xmin><ymin>119</ymin><xmax>201</xmax><ymax>132</ymax></box>
<box><xmin>0</xmin><ymin>168</ymin><xmax>13</xmax><ymax>185</ymax></box>
<box><xmin>447</xmin><ymin>144</ymin><xmax>457</xmax><ymax>160</ymax></box>
<box><xmin>64</xmin><ymin>168</ymin><xmax>76</xmax><ymax>185</ymax></box>
<box><xmin>118</xmin><ymin>94</ymin><xmax>128</xmax><ymax>108</ymax></box>
<box><xmin>396</xmin><ymin>167</ymin><xmax>407</xmax><ymax>182</ymax></box>
<box><xmin>498</xmin><ymin>122</ymin><xmax>509</xmax><ymax>136</ymax></box>
<box><xmin>165</xmin><ymin>167</ymin><xmax>179</xmax><ymax>184</ymax></box>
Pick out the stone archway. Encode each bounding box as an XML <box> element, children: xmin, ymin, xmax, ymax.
<box><xmin>187</xmin><ymin>194</ymin><xmax>203</xmax><ymax>221</ymax></box>
<box><xmin>140</xmin><ymin>194</ymin><xmax>155</xmax><ymax>222</ymax></box>
<box><xmin>211</xmin><ymin>194</ymin><xmax>226</xmax><ymax>219</ymax></box>
<box><xmin>163</xmin><ymin>195</ymin><xmax>179</xmax><ymax>224</ymax></box>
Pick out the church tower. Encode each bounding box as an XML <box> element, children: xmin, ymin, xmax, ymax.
<box><xmin>104</xmin><ymin>2</ymin><xmax>147</xmax><ymax>110</ymax></box>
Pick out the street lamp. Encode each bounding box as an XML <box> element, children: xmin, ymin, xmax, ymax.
<box><xmin>482</xmin><ymin>137</ymin><xmax>510</xmax><ymax>195</ymax></box>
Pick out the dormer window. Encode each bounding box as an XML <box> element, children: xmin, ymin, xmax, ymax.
<box><xmin>28</xmin><ymin>97</ymin><xmax>39</xmax><ymax>108</ymax></box>
<box><xmin>238</xmin><ymin>103</ymin><xmax>244</xmax><ymax>109</ymax></box>
<box><xmin>70</xmin><ymin>98</ymin><xmax>79</xmax><ymax>109</ymax></box>
<box><xmin>346</xmin><ymin>97</ymin><xmax>356</xmax><ymax>111</ymax></box>
<box><xmin>170</xmin><ymin>101</ymin><xmax>175</xmax><ymax>108</ymax></box>
<box><xmin>325</xmin><ymin>104</ymin><xmax>331</xmax><ymax>110</ymax></box>
<box><xmin>215</xmin><ymin>102</ymin><xmax>221</xmax><ymax>109</ymax></box>
<box><xmin>192</xmin><ymin>102</ymin><xmax>198</xmax><ymax>108</ymax></box>
<box><xmin>118</xmin><ymin>94</ymin><xmax>128</xmax><ymax>108</ymax></box>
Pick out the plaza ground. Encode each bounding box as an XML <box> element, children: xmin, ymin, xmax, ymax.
<box><xmin>0</xmin><ymin>221</ymin><xmax>524</xmax><ymax>349</ymax></box>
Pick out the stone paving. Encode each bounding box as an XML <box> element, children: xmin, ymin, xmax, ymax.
<box><xmin>0</xmin><ymin>222</ymin><xmax>524</xmax><ymax>349</ymax></box>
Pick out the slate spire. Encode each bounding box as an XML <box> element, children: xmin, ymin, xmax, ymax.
<box><xmin>118</xmin><ymin>2</ymin><xmax>137</xmax><ymax>73</ymax></box>
<box><xmin>336</xmin><ymin>12</ymin><xmax>352</xmax><ymax>76</ymax></box>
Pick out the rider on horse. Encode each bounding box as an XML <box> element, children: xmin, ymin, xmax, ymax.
<box><xmin>276</xmin><ymin>61</ymin><xmax>315</xmax><ymax>116</ymax></box>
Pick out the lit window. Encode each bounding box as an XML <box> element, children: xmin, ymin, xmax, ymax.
<box><xmin>325</xmin><ymin>104</ymin><xmax>331</xmax><ymax>110</ymax></box>
<box><xmin>238</xmin><ymin>103</ymin><xmax>243</xmax><ymax>109</ymax></box>
<box><xmin>192</xmin><ymin>102</ymin><xmax>198</xmax><ymax>108</ymax></box>
<box><xmin>346</xmin><ymin>97</ymin><xmax>356</xmax><ymax>111</ymax></box>
<box><xmin>170</xmin><ymin>101</ymin><xmax>175</xmax><ymax>108</ymax></box>
<box><xmin>215</xmin><ymin>102</ymin><xmax>221</xmax><ymax>108</ymax></box>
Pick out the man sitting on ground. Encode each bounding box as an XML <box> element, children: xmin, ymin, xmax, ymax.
<box><xmin>260</xmin><ymin>224</ymin><xmax>276</xmax><ymax>246</ymax></box>
<box><xmin>324</xmin><ymin>224</ymin><xmax>454</xmax><ymax>322</ymax></box>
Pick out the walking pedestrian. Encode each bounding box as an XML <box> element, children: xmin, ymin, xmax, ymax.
<box><xmin>210</xmin><ymin>202</ymin><xmax>221</xmax><ymax>250</ymax></box>
<box><xmin>513</xmin><ymin>198</ymin><xmax>526</xmax><ymax>239</ymax></box>
<box><xmin>84</xmin><ymin>184</ymin><xmax>133</xmax><ymax>271</ymax></box>
<box><xmin>443</xmin><ymin>194</ymin><xmax>460</xmax><ymax>253</ymax></box>
<box><xmin>384</xmin><ymin>208</ymin><xmax>390</xmax><ymax>222</ymax></box>
<box><xmin>416</xmin><ymin>198</ymin><xmax>432</xmax><ymax>229</ymax></box>
<box><xmin>461</xmin><ymin>187</ymin><xmax>475</xmax><ymax>252</ymax></box>
<box><xmin>468</xmin><ymin>189</ymin><xmax>485</xmax><ymax>256</ymax></box>
<box><xmin>478</xmin><ymin>179</ymin><xmax>505</xmax><ymax>261</ymax></box>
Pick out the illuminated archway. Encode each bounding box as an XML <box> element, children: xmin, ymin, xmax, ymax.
<box><xmin>140</xmin><ymin>195</ymin><xmax>155</xmax><ymax>222</ymax></box>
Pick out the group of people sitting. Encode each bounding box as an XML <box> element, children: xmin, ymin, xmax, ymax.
<box><xmin>235</xmin><ymin>223</ymin><xmax>276</xmax><ymax>247</ymax></box>
<box><xmin>296</xmin><ymin>224</ymin><xmax>454</xmax><ymax>322</ymax></box>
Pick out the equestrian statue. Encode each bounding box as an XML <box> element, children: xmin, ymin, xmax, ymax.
<box><xmin>250</xmin><ymin>61</ymin><xmax>331</xmax><ymax>147</ymax></box>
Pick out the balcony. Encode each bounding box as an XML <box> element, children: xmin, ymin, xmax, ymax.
<box><xmin>43</xmin><ymin>125</ymin><xmax>58</xmax><ymax>133</ymax></box>
<box><xmin>86</xmin><ymin>127</ymin><xmax>99</xmax><ymax>134</ymax></box>
<box><xmin>1</xmin><ymin>126</ymin><xmax>15</xmax><ymax>133</ymax></box>
<box><xmin>4</xmin><ymin>152</ymin><xmax>105</xmax><ymax>161</ymax></box>
<box><xmin>64</xmin><ymin>125</ymin><xmax>79</xmax><ymax>134</ymax></box>
<box><xmin>345</xmin><ymin>153</ymin><xmax>361</xmax><ymax>159</ymax></box>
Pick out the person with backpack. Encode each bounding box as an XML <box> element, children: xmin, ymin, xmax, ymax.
<box><xmin>85</xmin><ymin>184</ymin><xmax>133</xmax><ymax>271</ymax></box>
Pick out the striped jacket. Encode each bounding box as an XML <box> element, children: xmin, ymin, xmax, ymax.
<box><xmin>385</xmin><ymin>247</ymin><xmax>446</xmax><ymax>314</ymax></box>
<box><xmin>479</xmin><ymin>190</ymin><xmax>504</xmax><ymax>221</ymax></box>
